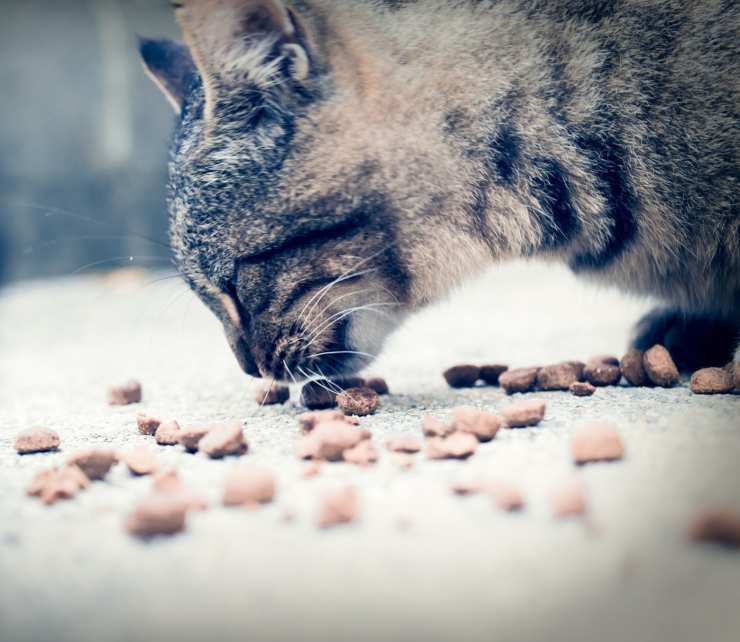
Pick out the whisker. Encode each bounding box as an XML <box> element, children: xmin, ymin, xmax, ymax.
<box><xmin>297</xmin><ymin>366</ymin><xmax>342</xmax><ymax>396</ymax></box>
<box><xmin>258</xmin><ymin>377</ymin><xmax>276</xmax><ymax>409</ymax></box>
<box><xmin>303</xmin><ymin>302</ymin><xmax>399</xmax><ymax>348</ymax></box>
<box><xmin>308</xmin><ymin>350</ymin><xmax>377</xmax><ymax>361</ymax></box>
<box><xmin>283</xmin><ymin>359</ymin><xmax>299</xmax><ymax>385</ymax></box>
<box><xmin>70</xmin><ymin>255</ymin><xmax>175</xmax><ymax>275</ymax></box>
<box><xmin>299</xmin><ymin>287</ymin><xmax>376</xmax><ymax>340</ymax></box>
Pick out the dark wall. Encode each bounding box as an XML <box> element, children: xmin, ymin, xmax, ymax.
<box><xmin>0</xmin><ymin>0</ymin><xmax>180</xmax><ymax>283</ymax></box>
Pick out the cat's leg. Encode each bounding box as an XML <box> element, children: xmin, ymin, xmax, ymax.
<box><xmin>631</xmin><ymin>307</ymin><xmax>738</xmax><ymax>372</ymax></box>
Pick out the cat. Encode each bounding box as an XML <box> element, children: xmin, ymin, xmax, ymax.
<box><xmin>139</xmin><ymin>0</ymin><xmax>740</xmax><ymax>380</ymax></box>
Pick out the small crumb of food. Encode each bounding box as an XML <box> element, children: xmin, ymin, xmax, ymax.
<box><xmin>255</xmin><ymin>383</ymin><xmax>290</xmax><ymax>405</ymax></box>
<box><xmin>198</xmin><ymin>421</ymin><xmax>247</xmax><ymax>458</ymax></box>
<box><xmin>443</xmin><ymin>365</ymin><xmax>481</xmax><ymax>388</ymax></box>
<box><xmin>551</xmin><ymin>480</ymin><xmax>587</xmax><ymax>518</ymax></box>
<box><xmin>150</xmin><ymin>469</ymin><xmax>207</xmax><ymax>512</ymax></box>
<box><xmin>14</xmin><ymin>427</ymin><xmax>60</xmax><ymax>454</ymax></box>
<box><xmin>336</xmin><ymin>387</ymin><xmax>379</xmax><ymax>416</ymax></box>
<box><xmin>125</xmin><ymin>446</ymin><xmax>159</xmax><ymax>476</ymax></box>
<box><xmin>488</xmin><ymin>481</ymin><xmax>525</xmax><ymax>512</ymax></box>
<box><xmin>643</xmin><ymin>345</ymin><xmax>680</xmax><ymax>387</ymax></box>
<box><xmin>126</xmin><ymin>493</ymin><xmax>187</xmax><ymax>537</ymax></box>
<box><xmin>569</xmin><ymin>381</ymin><xmax>596</xmax><ymax>397</ymax></box>
<box><xmin>223</xmin><ymin>466</ymin><xmax>276</xmax><ymax>506</ymax></box>
<box><xmin>422</xmin><ymin>415</ymin><xmax>455</xmax><ymax>438</ymax></box>
<box><xmin>318</xmin><ymin>487</ymin><xmax>359</xmax><ymax>528</ymax></box>
<box><xmin>499</xmin><ymin>367</ymin><xmax>540</xmax><ymax>394</ymax></box>
<box><xmin>479</xmin><ymin>364</ymin><xmax>509</xmax><ymax>386</ymax></box>
<box><xmin>536</xmin><ymin>363</ymin><xmax>579</xmax><ymax>391</ymax></box>
<box><xmin>450</xmin><ymin>479</ymin><xmax>483</xmax><ymax>495</ymax></box>
<box><xmin>296</xmin><ymin>421</ymin><xmax>371</xmax><ymax>462</ymax></box>
<box><xmin>297</xmin><ymin>410</ymin><xmax>359</xmax><ymax>434</ymax></box>
<box><xmin>425</xmin><ymin>431</ymin><xmax>478</xmax><ymax>460</ymax></box>
<box><xmin>565</xmin><ymin>361</ymin><xmax>587</xmax><ymax>381</ymax></box>
<box><xmin>689</xmin><ymin>367</ymin><xmax>734</xmax><ymax>394</ymax></box>
<box><xmin>342</xmin><ymin>440</ymin><xmax>378</xmax><ymax>466</ymax></box>
<box><xmin>385</xmin><ymin>436</ymin><xmax>422</xmax><ymax>453</ymax></box>
<box><xmin>300</xmin><ymin>380</ymin><xmax>338</xmax><ymax>410</ymax></box>
<box><xmin>66</xmin><ymin>449</ymin><xmax>118</xmax><ymax>481</ymax></box>
<box><xmin>450</xmin><ymin>406</ymin><xmax>502</xmax><ymax>442</ymax></box>
<box><xmin>689</xmin><ymin>510</ymin><xmax>740</xmax><ymax>548</ymax></box>
<box><xmin>501</xmin><ymin>399</ymin><xmax>546</xmax><ymax>428</ymax></box>
<box><xmin>364</xmin><ymin>377</ymin><xmax>389</xmax><ymax>395</ymax></box>
<box><xmin>583</xmin><ymin>356</ymin><xmax>622</xmax><ymax>386</ymax></box>
<box><xmin>620</xmin><ymin>349</ymin><xmax>647</xmax><ymax>386</ymax></box>
<box><xmin>178</xmin><ymin>425</ymin><xmax>211</xmax><ymax>452</ymax></box>
<box><xmin>728</xmin><ymin>362</ymin><xmax>740</xmax><ymax>392</ymax></box>
<box><xmin>155</xmin><ymin>420</ymin><xmax>182</xmax><ymax>446</ymax></box>
<box><xmin>136</xmin><ymin>413</ymin><xmax>161</xmax><ymax>436</ymax></box>
<box><xmin>571</xmin><ymin>423</ymin><xmax>624</xmax><ymax>464</ymax></box>
<box><xmin>302</xmin><ymin>462</ymin><xmax>322</xmax><ymax>478</ymax></box>
<box><xmin>392</xmin><ymin>454</ymin><xmax>415</xmax><ymax>470</ymax></box>
<box><xmin>108</xmin><ymin>380</ymin><xmax>142</xmax><ymax>406</ymax></box>
<box><xmin>27</xmin><ymin>465</ymin><xmax>89</xmax><ymax>505</ymax></box>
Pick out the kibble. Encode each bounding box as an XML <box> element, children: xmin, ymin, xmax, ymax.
<box><xmin>14</xmin><ymin>427</ymin><xmax>60</xmax><ymax>454</ymax></box>
<box><xmin>223</xmin><ymin>466</ymin><xmax>276</xmax><ymax>506</ymax></box>
<box><xmin>300</xmin><ymin>380</ymin><xmax>337</xmax><ymax>409</ymax></box>
<box><xmin>385</xmin><ymin>436</ymin><xmax>422</xmax><ymax>454</ymax></box>
<box><xmin>108</xmin><ymin>380</ymin><xmax>142</xmax><ymax>406</ymax></box>
<box><xmin>256</xmin><ymin>383</ymin><xmax>290</xmax><ymax>405</ymax></box>
<box><xmin>297</xmin><ymin>410</ymin><xmax>359</xmax><ymax>434</ymax></box>
<box><xmin>571</xmin><ymin>423</ymin><xmax>624</xmax><ymax>464</ymax></box>
<box><xmin>536</xmin><ymin>363</ymin><xmax>579</xmax><ymax>391</ymax></box>
<box><xmin>296</xmin><ymin>421</ymin><xmax>371</xmax><ymax>462</ymax></box>
<box><xmin>443</xmin><ymin>365</ymin><xmax>481</xmax><ymax>388</ymax></box>
<box><xmin>126</xmin><ymin>493</ymin><xmax>187</xmax><ymax>537</ymax></box>
<box><xmin>336</xmin><ymin>387</ymin><xmax>379</xmax><ymax>416</ymax></box>
<box><xmin>136</xmin><ymin>413</ymin><xmax>161</xmax><ymax>436</ymax></box>
<box><xmin>499</xmin><ymin>367</ymin><xmax>539</xmax><ymax>394</ymax></box>
<box><xmin>479</xmin><ymin>364</ymin><xmax>508</xmax><ymax>386</ymax></box>
<box><xmin>125</xmin><ymin>446</ymin><xmax>159</xmax><ymax>476</ymax></box>
<box><xmin>151</xmin><ymin>469</ymin><xmax>207</xmax><ymax>512</ymax></box>
<box><xmin>488</xmin><ymin>481</ymin><xmax>525</xmax><ymax>512</ymax></box>
<box><xmin>178</xmin><ymin>425</ymin><xmax>211</xmax><ymax>452</ymax></box>
<box><xmin>66</xmin><ymin>449</ymin><xmax>118</xmax><ymax>480</ymax></box>
<box><xmin>450</xmin><ymin>479</ymin><xmax>483</xmax><ymax>495</ymax></box>
<box><xmin>302</xmin><ymin>462</ymin><xmax>322</xmax><ymax>478</ymax></box>
<box><xmin>569</xmin><ymin>381</ymin><xmax>596</xmax><ymax>397</ymax></box>
<box><xmin>198</xmin><ymin>421</ymin><xmax>247</xmax><ymax>458</ymax></box>
<box><xmin>342</xmin><ymin>440</ymin><xmax>378</xmax><ymax>466</ymax></box>
<box><xmin>643</xmin><ymin>345</ymin><xmax>680</xmax><ymax>387</ymax></box>
<box><xmin>551</xmin><ymin>479</ymin><xmax>587</xmax><ymax>518</ymax></box>
<box><xmin>583</xmin><ymin>356</ymin><xmax>621</xmax><ymax>386</ymax></box>
<box><xmin>501</xmin><ymin>399</ymin><xmax>546</xmax><ymax>428</ymax></box>
<box><xmin>364</xmin><ymin>377</ymin><xmax>389</xmax><ymax>395</ymax></box>
<box><xmin>689</xmin><ymin>510</ymin><xmax>740</xmax><ymax>548</ymax></box>
<box><xmin>155</xmin><ymin>420</ymin><xmax>182</xmax><ymax>446</ymax></box>
<box><xmin>422</xmin><ymin>415</ymin><xmax>455</xmax><ymax>438</ymax></box>
<box><xmin>690</xmin><ymin>367</ymin><xmax>734</xmax><ymax>394</ymax></box>
<box><xmin>620</xmin><ymin>349</ymin><xmax>647</xmax><ymax>386</ymax></box>
<box><xmin>425</xmin><ymin>431</ymin><xmax>478</xmax><ymax>460</ymax></box>
<box><xmin>450</xmin><ymin>407</ymin><xmax>502</xmax><ymax>442</ymax></box>
<box><xmin>318</xmin><ymin>487</ymin><xmax>359</xmax><ymax>528</ymax></box>
<box><xmin>27</xmin><ymin>465</ymin><xmax>89</xmax><ymax>505</ymax></box>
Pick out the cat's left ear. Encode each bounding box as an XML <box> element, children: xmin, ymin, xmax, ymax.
<box><xmin>139</xmin><ymin>38</ymin><xmax>197</xmax><ymax>114</ymax></box>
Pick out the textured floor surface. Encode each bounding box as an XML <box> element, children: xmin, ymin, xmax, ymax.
<box><xmin>1</xmin><ymin>261</ymin><xmax>739</xmax><ymax>642</ymax></box>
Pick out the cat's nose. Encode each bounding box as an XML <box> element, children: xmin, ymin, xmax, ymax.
<box><xmin>224</xmin><ymin>322</ymin><xmax>261</xmax><ymax>377</ymax></box>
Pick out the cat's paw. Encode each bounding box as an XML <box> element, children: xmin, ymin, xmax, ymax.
<box><xmin>631</xmin><ymin>307</ymin><xmax>737</xmax><ymax>372</ymax></box>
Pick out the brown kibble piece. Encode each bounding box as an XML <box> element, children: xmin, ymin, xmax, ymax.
<box><xmin>136</xmin><ymin>413</ymin><xmax>161</xmax><ymax>436</ymax></box>
<box><xmin>499</xmin><ymin>367</ymin><xmax>539</xmax><ymax>394</ymax></box>
<box><xmin>296</xmin><ymin>421</ymin><xmax>371</xmax><ymax>461</ymax></box>
<box><xmin>28</xmin><ymin>465</ymin><xmax>89</xmax><ymax>504</ymax></box>
<box><xmin>422</xmin><ymin>415</ymin><xmax>454</xmax><ymax>438</ymax></box>
<box><xmin>425</xmin><ymin>431</ymin><xmax>478</xmax><ymax>460</ymax></box>
<box><xmin>297</xmin><ymin>410</ymin><xmax>359</xmax><ymax>434</ymax></box>
<box><xmin>393</xmin><ymin>454</ymin><xmax>415</xmax><ymax>469</ymax></box>
<box><xmin>155</xmin><ymin>420</ymin><xmax>182</xmax><ymax>446</ymax></box>
<box><xmin>551</xmin><ymin>480</ymin><xmax>587</xmax><ymax>518</ymax></box>
<box><xmin>689</xmin><ymin>511</ymin><xmax>740</xmax><ymax>548</ymax></box>
<box><xmin>336</xmin><ymin>387</ymin><xmax>379</xmax><ymax>416</ymax></box>
<box><xmin>620</xmin><ymin>349</ymin><xmax>647</xmax><ymax>386</ymax></box>
<box><xmin>126</xmin><ymin>494</ymin><xmax>187</xmax><ymax>537</ymax></box>
<box><xmin>566</xmin><ymin>361</ymin><xmax>586</xmax><ymax>381</ymax></box>
<box><xmin>729</xmin><ymin>362</ymin><xmax>740</xmax><ymax>392</ymax></box>
<box><xmin>67</xmin><ymin>449</ymin><xmax>118</xmax><ymax>480</ymax></box>
<box><xmin>569</xmin><ymin>381</ymin><xmax>596</xmax><ymax>397</ymax></box>
<box><xmin>256</xmin><ymin>383</ymin><xmax>290</xmax><ymax>405</ymax></box>
<box><xmin>150</xmin><ymin>469</ymin><xmax>207</xmax><ymax>512</ymax></box>
<box><xmin>690</xmin><ymin>368</ymin><xmax>734</xmax><ymax>394</ymax></box>
<box><xmin>450</xmin><ymin>407</ymin><xmax>502</xmax><ymax>442</ymax></box>
<box><xmin>223</xmin><ymin>466</ymin><xmax>276</xmax><ymax>506</ymax></box>
<box><xmin>318</xmin><ymin>487</ymin><xmax>359</xmax><ymax>528</ymax></box>
<box><xmin>300</xmin><ymin>380</ymin><xmax>337</xmax><ymax>409</ymax></box>
<box><xmin>364</xmin><ymin>377</ymin><xmax>389</xmax><ymax>395</ymax></box>
<box><xmin>14</xmin><ymin>427</ymin><xmax>60</xmax><ymax>454</ymax></box>
<box><xmin>385</xmin><ymin>436</ymin><xmax>422</xmax><ymax>453</ymax></box>
<box><xmin>342</xmin><ymin>440</ymin><xmax>378</xmax><ymax>466</ymax></box>
<box><xmin>125</xmin><ymin>446</ymin><xmax>159</xmax><ymax>476</ymax></box>
<box><xmin>178</xmin><ymin>425</ymin><xmax>211</xmax><ymax>452</ymax></box>
<box><xmin>27</xmin><ymin>467</ymin><xmax>59</xmax><ymax>497</ymax></box>
<box><xmin>571</xmin><ymin>423</ymin><xmax>624</xmax><ymax>464</ymax></box>
<box><xmin>583</xmin><ymin>356</ymin><xmax>622</xmax><ymax>386</ymax></box>
<box><xmin>108</xmin><ymin>380</ymin><xmax>142</xmax><ymax>406</ymax></box>
<box><xmin>536</xmin><ymin>363</ymin><xmax>579</xmax><ymax>391</ymax></box>
<box><xmin>302</xmin><ymin>462</ymin><xmax>321</xmax><ymax>478</ymax></box>
<box><xmin>643</xmin><ymin>345</ymin><xmax>680</xmax><ymax>387</ymax></box>
<box><xmin>488</xmin><ymin>481</ymin><xmax>525</xmax><ymax>512</ymax></box>
<box><xmin>198</xmin><ymin>421</ymin><xmax>247</xmax><ymax>458</ymax></box>
<box><xmin>502</xmin><ymin>399</ymin><xmax>546</xmax><ymax>428</ymax></box>
<box><xmin>443</xmin><ymin>365</ymin><xmax>481</xmax><ymax>388</ymax></box>
<box><xmin>479</xmin><ymin>364</ymin><xmax>508</xmax><ymax>386</ymax></box>
<box><xmin>450</xmin><ymin>479</ymin><xmax>483</xmax><ymax>495</ymax></box>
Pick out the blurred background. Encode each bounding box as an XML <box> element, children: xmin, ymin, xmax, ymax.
<box><xmin>0</xmin><ymin>0</ymin><xmax>179</xmax><ymax>285</ymax></box>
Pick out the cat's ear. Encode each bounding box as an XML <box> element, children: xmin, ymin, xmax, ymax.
<box><xmin>174</xmin><ymin>0</ymin><xmax>313</xmax><ymax>96</ymax></box>
<box><xmin>139</xmin><ymin>38</ymin><xmax>197</xmax><ymax>114</ymax></box>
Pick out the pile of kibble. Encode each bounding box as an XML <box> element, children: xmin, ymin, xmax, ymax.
<box><xmin>12</xmin><ymin>344</ymin><xmax>740</xmax><ymax>548</ymax></box>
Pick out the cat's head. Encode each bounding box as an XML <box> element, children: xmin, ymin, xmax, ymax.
<box><xmin>140</xmin><ymin>0</ymin><xmax>488</xmax><ymax>380</ymax></box>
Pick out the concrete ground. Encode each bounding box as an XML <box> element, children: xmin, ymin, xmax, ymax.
<box><xmin>1</xmin><ymin>260</ymin><xmax>739</xmax><ymax>642</ymax></box>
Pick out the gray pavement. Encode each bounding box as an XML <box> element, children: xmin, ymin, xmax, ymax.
<box><xmin>1</xmin><ymin>261</ymin><xmax>739</xmax><ymax>642</ymax></box>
